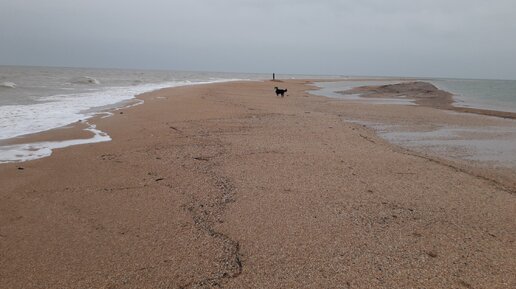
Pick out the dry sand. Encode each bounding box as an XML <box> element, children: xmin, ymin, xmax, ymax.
<box><xmin>0</xmin><ymin>80</ymin><xmax>515</xmax><ymax>288</ymax></box>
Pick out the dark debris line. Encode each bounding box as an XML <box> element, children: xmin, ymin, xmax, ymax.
<box><xmin>180</xmin><ymin>135</ymin><xmax>243</xmax><ymax>288</ymax></box>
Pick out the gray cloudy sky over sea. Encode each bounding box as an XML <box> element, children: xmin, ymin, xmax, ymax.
<box><xmin>1</xmin><ymin>0</ymin><xmax>515</xmax><ymax>79</ymax></box>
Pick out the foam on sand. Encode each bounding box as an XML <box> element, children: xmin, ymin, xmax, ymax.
<box><xmin>0</xmin><ymin>79</ymin><xmax>238</xmax><ymax>141</ymax></box>
<box><xmin>0</xmin><ymin>78</ymin><xmax>243</xmax><ymax>163</ymax></box>
<box><xmin>0</xmin><ymin>122</ymin><xmax>110</xmax><ymax>163</ymax></box>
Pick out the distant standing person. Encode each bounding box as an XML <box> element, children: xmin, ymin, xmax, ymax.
<box><xmin>273</xmin><ymin>73</ymin><xmax>275</xmax><ymax>80</ymax></box>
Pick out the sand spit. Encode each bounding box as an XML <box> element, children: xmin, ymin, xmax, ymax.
<box><xmin>0</xmin><ymin>80</ymin><xmax>514</xmax><ymax>288</ymax></box>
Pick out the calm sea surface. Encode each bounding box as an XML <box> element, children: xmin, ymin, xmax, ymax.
<box><xmin>311</xmin><ymin>79</ymin><xmax>516</xmax><ymax>169</ymax></box>
<box><xmin>311</xmin><ymin>78</ymin><xmax>516</xmax><ymax>113</ymax></box>
<box><xmin>431</xmin><ymin>78</ymin><xmax>516</xmax><ymax>113</ymax></box>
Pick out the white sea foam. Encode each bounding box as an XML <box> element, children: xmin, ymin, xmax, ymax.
<box><xmin>0</xmin><ymin>123</ymin><xmax>110</xmax><ymax>163</ymax></box>
<box><xmin>0</xmin><ymin>81</ymin><xmax>16</xmax><ymax>88</ymax></box>
<box><xmin>0</xmin><ymin>78</ymin><xmax>241</xmax><ymax>163</ymax></box>
<box><xmin>0</xmin><ymin>65</ymin><xmax>258</xmax><ymax>164</ymax></box>
<box><xmin>0</xmin><ymin>79</ymin><xmax>236</xmax><ymax>141</ymax></box>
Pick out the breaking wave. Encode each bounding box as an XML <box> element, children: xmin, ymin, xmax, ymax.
<box><xmin>0</xmin><ymin>81</ymin><xmax>16</xmax><ymax>88</ymax></box>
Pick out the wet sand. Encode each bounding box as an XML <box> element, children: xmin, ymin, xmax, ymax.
<box><xmin>0</xmin><ymin>80</ymin><xmax>515</xmax><ymax>288</ymax></box>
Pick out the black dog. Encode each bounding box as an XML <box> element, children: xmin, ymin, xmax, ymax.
<box><xmin>274</xmin><ymin>87</ymin><xmax>287</xmax><ymax>97</ymax></box>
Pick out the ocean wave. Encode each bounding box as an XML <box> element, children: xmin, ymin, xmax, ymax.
<box><xmin>0</xmin><ymin>78</ymin><xmax>242</xmax><ymax>142</ymax></box>
<box><xmin>0</xmin><ymin>122</ymin><xmax>111</xmax><ymax>163</ymax></box>
<box><xmin>69</xmin><ymin>76</ymin><xmax>100</xmax><ymax>85</ymax></box>
<box><xmin>0</xmin><ymin>81</ymin><xmax>17</xmax><ymax>88</ymax></box>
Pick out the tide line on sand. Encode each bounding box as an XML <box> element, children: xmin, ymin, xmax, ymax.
<box><xmin>0</xmin><ymin>122</ymin><xmax>111</xmax><ymax>163</ymax></box>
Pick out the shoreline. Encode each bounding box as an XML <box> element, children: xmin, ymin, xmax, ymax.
<box><xmin>1</xmin><ymin>80</ymin><xmax>514</xmax><ymax>288</ymax></box>
<box><xmin>337</xmin><ymin>81</ymin><xmax>516</xmax><ymax>119</ymax></box>
<box><xmin>0</xmin><ymin>80</ymin><xmax>247</xmax><ymax>163</ymax></box>
<box><xmin>1</xmin><ymin>78</ymin><xmax>514</xmax><ymax>161</ymax></box>
<box><xmin>2</xmin><ymin>79</ymin><xmax>516</xmax><ymax>187</ymax></box>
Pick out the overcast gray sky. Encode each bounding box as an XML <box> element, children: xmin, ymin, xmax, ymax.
<box><xmin>1</xmin><ymin>0</ymin><xmax>515</xmax><ymax>79</ymax></box>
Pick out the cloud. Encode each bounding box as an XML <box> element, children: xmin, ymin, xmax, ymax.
<box><xmin>1</xmin><ymin>0</ymin><xmax>515</xmax><ymax>78</ymax></box>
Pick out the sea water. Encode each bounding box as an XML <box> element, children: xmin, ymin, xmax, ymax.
<box><xmin>0</xmin><ymin>66</ymin><xmax>265</xmax><ymax>140</ymax></box>
<box><xmin>311</xmin><ymin>78</ymin><xmax>516</xmax><ymax>113</ymax></box>
<box><xmin>311</xmin><ymin>79</ymin><xmax>516</xmax><ymax>169</ymax></box>
<box><xmin>430</xmin><ymin>78</ymin><xmax>516</xmax><ymax>113</ymax></box>
<box><xmin>0</xmin><ymin>66</ymin><xmax>333</xmax><ymax>163</ymax></box>
<box><xmin>310</xmin><ymin>80</ymin><xmax>417</xmax><ymax>105</ymax></box>
<box><xmin>0</xmin><ymin>66</ymin><xmax>268</xmax><ymax>163</ymax></box>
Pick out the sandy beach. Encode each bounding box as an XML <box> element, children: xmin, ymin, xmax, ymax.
<box><xmin>1</xmin><ymin>80</ymin><xmax>515</xmax><ymax>288</ymax></box>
